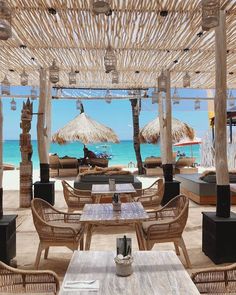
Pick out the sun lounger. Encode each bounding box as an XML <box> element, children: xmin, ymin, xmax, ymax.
<box><xmin>175</xmin><ymin>157</ymin><xmax>198</xmax><ymax>174</ymax></box>
<box><xmin>49</xmin><ymin>154</ymin><xmax>78</xmax><ymax>177</ymax></box>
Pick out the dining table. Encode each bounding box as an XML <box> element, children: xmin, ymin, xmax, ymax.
<box><xmin>59</xmin><ymin>250</ymin><xmax>200</xmax><ymax>295</ymax></box>
<box><xmin>80</xmin><ymin>202</ymin><xmax>149</xmax><ymax>250</ymax></box>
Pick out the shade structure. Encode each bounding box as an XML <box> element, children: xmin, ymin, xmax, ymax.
<box><xmin>52</xmin><ymin>112</ymin><xmax>119</xmax><ymax>145</ymax></box>
<box><xmin>174</xmin><ymin>138</ymin><xmax>201</xmax><ymax>158</ymax></box>
<box><xmin>140</xmin><ymin>117</ymin><xmax>195</xmax><ymax>144</ymax></box>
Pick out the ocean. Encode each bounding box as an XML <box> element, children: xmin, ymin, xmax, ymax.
<box><xmin>4</xmin><ymin>140</ymin><xmax>201</xmax><ymax>168</ymax></box>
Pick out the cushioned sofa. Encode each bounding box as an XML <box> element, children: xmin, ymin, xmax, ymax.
<box><xmin>175</xmin><ymin>173</ymin><xmax>236</xmax><ymax>205</ymax></box>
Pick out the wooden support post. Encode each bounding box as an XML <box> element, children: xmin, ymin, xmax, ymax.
<box><xmin>215</xmin><ymin>10</ymin><xmax>230</xmax><ymax>218</ymax></box>
<box><xmin>46</xmin><ymin>81</ymin><xmax>52</xmax><ymax>154</ymax></box>
<box><xmin>0</xmin><ymin>99</ymin><xmax>3</xmax><ymax>218</ymax></box>
<box><xmin>37</xmin><ymin>68</ymin><xmax>49</xmax><ymax>183</ymax></box>
<box><xmin>163</xmin><ymin>70</ymin><xmax>173</xmax><ymax>182</ymax></box>
<box><xmin>158</xmin><ymin>92</ymin><xmax>165</xmax><ymax>163</ymax></box>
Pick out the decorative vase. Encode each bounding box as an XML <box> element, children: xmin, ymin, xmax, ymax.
<box><xmin>114</xmin><ymin>255</ymin><xmax>133</xmax><ymax>277</ymax></box>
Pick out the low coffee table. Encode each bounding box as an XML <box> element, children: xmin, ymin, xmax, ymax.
<box><xmin>80</xmin><ymin>202</ymin><xmax>149</xmax><ymax>250</ymax></box>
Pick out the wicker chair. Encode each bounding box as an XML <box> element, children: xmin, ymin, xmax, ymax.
<box><xmin>137</xmin><ymin>194</ymin><xmax>191</xmax><ymax>268</ymax></box>
<box><xmin>0</xmin><ymin>261</ymin><xmax>60</xmax><ymax>294</ymax></box>
<box><xmin>31</xmin><ymin>198</ymin><xmax>85</xmax><ymax>269</ymax></box>
<box><xmin>62</xmin><ymin>180</ymin><xmax>93</xmax><ymax>212</ymax></box>
<box><xmin>191</xmin><ymin>264</ymin><xmax>236</xmax><ymax>294</ymax></box>
<box><xmin>135</xmin><ymin>178</ymin><xmax>164</xmax><ymax>209</ymax></box>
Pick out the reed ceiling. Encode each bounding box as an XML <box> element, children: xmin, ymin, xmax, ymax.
<box><xmin>1</xmin><ymin>0</ymin><xmax>236</xmax><ymax>89</ymax></box>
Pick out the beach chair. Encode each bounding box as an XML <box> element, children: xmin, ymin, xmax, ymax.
<box><xmin>135</xmin><ymin>178</ymin><xmax>164</xmax><ymax>210</ymax></box>
<box><xmin>175</xmin><ymin>157</ymin><xmax>198</xmax><ymax>174</ymax></box>
<box><xmin>191</xmin><ymin>263</ymin><xmax>236</xmax><ymax>293</ymax></box>
<box><xmin>137</xmin><ymin>194</ymin><xmax>191</xmax><ymax>268</ymax></box>
<box><xmin>31</xmin><ymin>198</ymin><xmax>85</xmax><ymax>269</ymax></box>
<box><xmin>49</xmin><ymin>154</ymin><xmax>60</xmax><ymax>177</ymax></box>
<box><xmin>0</xmin><ymin>261</ymin><xmax>60</xmax><ymax>294</ymax></box>
<box><xmin>62</xmin><ymin>180</ymin><xmax>93</xmax><ymax>212</ymax></box>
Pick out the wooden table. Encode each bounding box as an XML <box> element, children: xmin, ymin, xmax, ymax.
<box><xmin>80</xmin><ymin>202</ymin><xmax>149</xmax><ymax>250</ymax></box>
<box><xmin>59</xmin><ymin>251</ymin><xmax>200</xmax><ymax>295</ymax></box>
<box><xmin>91</xmin><ymin>183</ymin><xmax>137</xmax><ymax>203</ymax></box>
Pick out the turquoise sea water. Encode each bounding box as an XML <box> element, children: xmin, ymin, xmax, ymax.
<box><xmin>4</xmin><ymin>140</ymin><xmax>200</xmax><ymax>168</ymax></box>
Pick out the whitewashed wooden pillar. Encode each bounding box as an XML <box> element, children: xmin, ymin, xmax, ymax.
<box><xmin>0</xmin><ymin>98</ymin><xmax>3</xmax><ymax>218</ymax></box>
<box><xmin>215</xmin><ymin>10</ymin><xmax>230</xmax><ymax>217</ymax></box>
<box><xmin>46</xmin><ymin>80</ymin><xmax>52</xmax><ymax>154</ymax></box>
<box><xmin>37</xmin><ymin>68</ymin><xmax>49</xmax><ymax>182</ymax></box>
<box><xmin>158</xmin><ymin>92</ymin><xmax>166</xmax><ymax>164</ymax></box>
<box><xmin>164</xmin><ymin>70</ymin><xmax>173</xmax><ymax>181</ymax></box>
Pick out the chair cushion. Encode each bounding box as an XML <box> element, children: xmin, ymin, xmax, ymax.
<box><xmin>48</xmin><ymin>221</ymin><xmax>82</xmax><ymax>233</ymax></box>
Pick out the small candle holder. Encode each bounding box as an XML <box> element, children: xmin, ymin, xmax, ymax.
<box><xmin>115</xmin><ymin>236</ymin><xmax>133</xmax><ymax>276</ymax></box>
<box><xmin>114</xmin><ymin>255</ymin><xmax>133</xmax><ymax>277</ymax></box>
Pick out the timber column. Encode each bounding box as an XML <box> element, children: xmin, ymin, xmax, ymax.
<box><xmin>19</xmin><ymin>99</ymin><xmax>33</xmax><ymax>208</ymax></box>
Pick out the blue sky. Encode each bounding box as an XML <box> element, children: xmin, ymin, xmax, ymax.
<box><xmin>2</xmin><ymin>87</ymin><xmax>211</xmax><ymax>140</ymax></box>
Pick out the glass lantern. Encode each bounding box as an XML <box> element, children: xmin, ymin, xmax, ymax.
<box><xmin>1</xmin><ymin>75</ymin><xmax>10</xmax><ymax>95</ymax></box>
<box><xmin>31</xmin><ymin>86</ymin><xmax>37</xmax><ymax>100</ymax></box>
<box><xmin>10</xmin><ymin>98</ymin><xmax>16</xmax><ymax>110</ymax></box>
<box><xmin>20</xmin><ymin>69</ymin><xmax>28</xmax><ymax>86</ymax></box>
<box><xmin>112</xmin><ymin>70</ymin><xmax>119</xmax><ymax>84</ymax></box>
<box><xmin>69</xmin><ymin>68</ymin><xmax>76</xmax><ymax>85</ymax></box>
<box><xmin>152</xmin><ymin>88</ymin><xmax>158</xmax><ymax>104</ymax></box>
<box><xmin>183</xmin><ymin>72</ymin><xmax>190</xmax><ymax>88</ymax></box>
<box><xmin>104</xmin><ymin>46</ymin><xmax>116</xmax><ymax>73</ymax></box>
<box><xmin>49</xmin><ymin>59</ymin><xmax>59</xmax><ymax>83</ymax></box>
<box><xmin>105</xmin><ymin>89</ymin><xmax>112</xmax><ymax>103</ymax></box>
<box><xmin>202</xmin><ymin>0</ymin><xmax>219</xmax><ymax>31</ymax></box>
<box><xmin>158</xmin><ymin>70</ymin><xmax>167</xmax><ymax>92</ymax></box>
<box><xmin>194</xmin><ymin>99</ymin><xmax>201</xmax><ymax>110</ymax></box>
<box><xmin>173</xmin><ymin>87</ymin><xmax>180</xmax><ymax>105</ymax></box>
<box><xmin>76</xmin><ymin>99</ymin><xmax>81</xmax><ymax>110</ymax></box>
<box><xmin>0</xmin><ymin>0</ymin><xmax>12</xmax><ymax>40</ymax></box>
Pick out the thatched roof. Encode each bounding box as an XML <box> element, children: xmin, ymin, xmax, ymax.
<box><xmin>52</xmin><ymin>112</ymin><xmax>119</xmax><ymax>144</ymax></box>
<box><xmin>140</xmin><ymin>117</ymin><xmax>195</xmax><ymax>144</ymax></box>
<box><xmin>1</xmin><ymin>1</ymin><xmax>236</xmax><ymax>89</ymax></box>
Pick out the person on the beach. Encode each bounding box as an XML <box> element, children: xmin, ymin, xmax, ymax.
<box><xmin>83</xmin><ymin>146</ymin><xmax>97</xmax><ymax>159</ymax></box>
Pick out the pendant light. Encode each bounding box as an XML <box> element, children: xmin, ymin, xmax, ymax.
<box><xmin>194</xmin><ymin>98</ymin><xmax>201</xmax><ymax>110</ymax></box>
<box><xmin>172</xmin><ymin>87</ymin><xmax>180</xmax><ymax>105</ymax></box>
<box><xmin>183</xmin><ymin>72</ymin><xmax>191</xmax><ymax>88</ymax></box>
<box><xmin>152</xmin><ymin>88</ymin><xmax>158</xmax><ymax>104</ymax></box>
<box><xmin>1</xmin><ymin>74</ymin><xmax>10</xmax><ymax>95</ymax></box>
<box><xmin>229</xmin><ymin>90</ymin><xmax>235</xmax><ymax>108</ymax></box>
<box><xmin>10</xmin><ymin>98</ymin><xmax>16</xmax><ymax>110</ymax></box>
<box><xmin>76</xmin><ymin>99</ymin><xmax>81</xmax><ymax>110</ymax></box>
<box><xmin>202</xmin><ymin>0</ymin><xmax>220</xmax><ymax>31</ymax></box>
<box><xmin>69</xmin><ymin>68</ymin><xmax>76</xmax><ymax>85</ymax></box>
<box><xmin>158</xmin><ymin>70</ymin><xmax>167</xmax><ymax>92</ymax></box>
<box><xmin>105</xmin><ymin>89</ymin><xmax>112</xmax><ymax>103</ymax></box>
<box><xmin>0</xmin><ymin>0</ymin><xmax>12</xmax><ymax>40</ymax></box>
<box><xmin>20</xmin><ymin>69</ymin><xmax>28</xmax><ymax>86</ymax></box>
<box><xmin>49</xmin><ymin>59</ymin><xmax>59</xmax><ymax>83</ymax></box>
<box><xmin>104</xmin><ymin>46</ymin><xmax>116</xmax><ymax>73</ymax></box>
<box><xmin>31</xmin><ymin>86</ymin><xmax>37</xmax><ymax>100</ymax></box>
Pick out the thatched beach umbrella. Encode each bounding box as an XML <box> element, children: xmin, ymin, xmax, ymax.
<box><xmin>52</xmin><ymin>109</ymin><xmax>119</xmax><ymax>145</ymax></box>
<box><xmin>140</xmin><ymin>117</ymin><xmax>194</xmax><ymax>144</ymax></box>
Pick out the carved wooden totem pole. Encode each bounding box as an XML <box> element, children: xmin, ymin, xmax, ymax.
<box><xmin>19</xmin><ymin>99</ymin><xmax>33</xmax><ymax>207</ymax></box>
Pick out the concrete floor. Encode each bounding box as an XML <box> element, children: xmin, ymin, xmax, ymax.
<box><xmin>2</xmin><ymin>176</ymin><xmax>235</xmax><ymax>283</ymax></box>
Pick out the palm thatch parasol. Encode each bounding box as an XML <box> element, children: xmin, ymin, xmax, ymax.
<box><xmin>52</xmin><ymin>109</ymin><xmax>119</xmax><ymax>145</ymax></box>
<box><xmin>140</xmin><ymin>117</ymin><xmax>195</xmax><ymax>144</ymax></box>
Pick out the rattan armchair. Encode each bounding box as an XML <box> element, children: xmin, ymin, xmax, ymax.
<box><xmin>191</xmin><ymin>263</ymin><xmax>236</xmax><ymax>294</ymax></box>
<box><xmin>62</xmin><ymin>180</ymin><xmax>93</xmax><ymax>212</ymax></box>
<box><xmin>0</xmin><ymin>261</ymin><xmax>60</xmax><ymax>294</ymax></box>
<box><xmin>135</xmin><ymin>178</ymin><xmax>164</xmax><ymax>209</ymax></box>
<box><xmin>137</xmin><ymin>194</ymin><xmax>191</xmax><ymax>268</ymax></box>
<box><xmin>31</xmin><ymin>198</ymin><xmax>85</xmax><ymax>269</ymax></box>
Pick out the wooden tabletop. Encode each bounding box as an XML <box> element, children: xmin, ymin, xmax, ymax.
<box><xmin>80</xmin><ymin>202</ymin><xmax>149</xmax><ymax>224</ymax></box>
<box><xmin>91</xmin><ymin>183</ymin><xmax>136</xmax><ymax>195</ymax></box>
<box><xmin>59</xmin><ymin>251</ymin><xmax>200</xmax><ymax>295</ymax></box>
